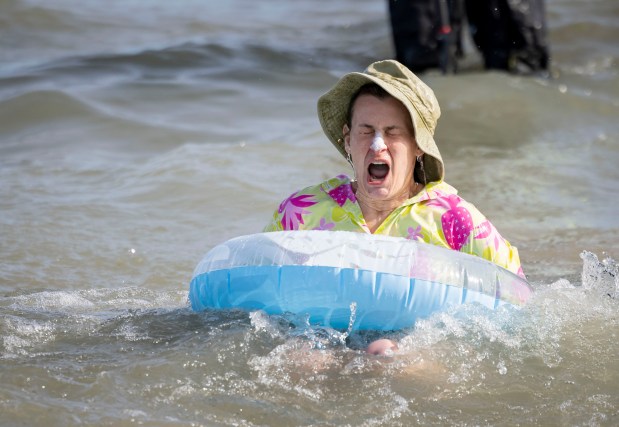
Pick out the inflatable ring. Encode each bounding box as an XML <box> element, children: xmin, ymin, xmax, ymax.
<box><xmin>189</xmin><ymin>231</ymin><xmax>532</xmax><ymax>331</ymax></box>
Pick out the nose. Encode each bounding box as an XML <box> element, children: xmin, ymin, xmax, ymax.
<box><xmin>370</xmin><ymin>132</ymin><xmax>387</xmax><ymax>152</ymax></box>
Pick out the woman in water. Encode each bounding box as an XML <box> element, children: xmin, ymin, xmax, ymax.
<box><xmin>264</xmin><ymin>59</ymin><xmax>524</xmax><ymax>354</ymax></box>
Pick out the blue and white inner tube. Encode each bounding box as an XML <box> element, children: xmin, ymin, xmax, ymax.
<box><xmin>189</xmin><ymin>231</ymin><xmax>532</xmax><ymax>331</ymax></box>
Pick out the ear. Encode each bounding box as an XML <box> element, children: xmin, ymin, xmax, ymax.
<box><xmin>343</xmin><ymin>124</ymin><xmax>351</xmax><ymax>153</ymax></box>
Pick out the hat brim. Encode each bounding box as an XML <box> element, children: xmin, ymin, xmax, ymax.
<box><xmin>317</xmin><ymin>71</ymin><xmax>444</xmax><ymax>182</ymax></box>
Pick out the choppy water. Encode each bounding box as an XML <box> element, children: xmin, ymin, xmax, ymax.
<box><xmin>1</xmin><ymin>0</ymin><xmax>618</xmax><ymax>425</ymax></box>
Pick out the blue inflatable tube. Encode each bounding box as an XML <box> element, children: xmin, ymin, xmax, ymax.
<box><xmin>189</xmin><ymin>231</ymin><xmax>532</xmax><ymax>331</ymax></box>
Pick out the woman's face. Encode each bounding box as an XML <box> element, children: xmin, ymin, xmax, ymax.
<box><xmin>344</xmin><ymin>94</ymin><xmax>422</xmax><ymax>201</ymax></box>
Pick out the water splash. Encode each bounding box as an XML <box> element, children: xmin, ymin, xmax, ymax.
<box><xmin>346</xmin><ymin>301</ymin><xmax>357</xmax><ymax>335</ymax></box>
<box><xmin>580</xmin><ymin>250</ymin><xmax>618</xmax><ymax>298</ymax></box>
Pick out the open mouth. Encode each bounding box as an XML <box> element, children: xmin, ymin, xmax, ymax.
<box><xmin>368</xmin><ymin>162</ymin><xmax>389</xmax><ymax>182</ymax></box>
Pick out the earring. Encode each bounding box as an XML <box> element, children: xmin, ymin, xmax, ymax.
<box><xmin>346</xmin><ymin>152</ymin><xmax>356</xmax><ymax>180</ymax></box>
<box><xmin>417</xmin><ymin>155</ymin><xmax>427</xmax><ymax>184</ymax></box>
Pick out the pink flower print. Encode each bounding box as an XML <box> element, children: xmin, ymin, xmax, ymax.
<box><xmin>432</xmin><ymin>189</ymin><xmax>449</xmax><ymax>199</ymax></box>
<box><xmin>428</xmin><ymin>194</ymin><xmax>473</xmax><ymax>250</ymax></box>
<box><xmin>328</xmin><ymin>183</ymin><xmax>356</xmax><ymax>207</ymax></box>
<box><xmin>407</xmin><ymin>225</ymin><xmax>423</xmax><ymax>241</ymax></box>
<box><xmin>278</xmin><ymin>192</ymin><xmax>317</xmax><ymax>230</ymax></box>
<box><xmin>474</xmin><ymin>220</ymin><xmax>501</xmax><ymax>251</ymax></box>
<box><xmin>313</xmin><ymin>218</ymin><xmax>335</xmax><ymax>231</ymax></box>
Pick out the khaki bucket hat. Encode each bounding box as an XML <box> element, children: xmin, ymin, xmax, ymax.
<box><xmin>317</xmin><ymin>59</ymin><xmax>444</xmax><ymax>182</ymax></box>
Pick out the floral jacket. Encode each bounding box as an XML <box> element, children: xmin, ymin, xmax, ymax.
<box><xmin>264</xmin><ymin>174</ymin><xmax>525</xmax><ymax>278</ymax></box>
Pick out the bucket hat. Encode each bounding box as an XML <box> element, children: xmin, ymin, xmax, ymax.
<box><xmin>317</xmin><ymin>59</ymin><xmax>444</xmax><ymax>182</ymax></box>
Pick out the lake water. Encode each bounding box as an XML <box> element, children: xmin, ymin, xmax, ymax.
<box><xmin>1</xmin><ymin>0</ymin><xmax>618</xmax><ymax>425</ymax></box>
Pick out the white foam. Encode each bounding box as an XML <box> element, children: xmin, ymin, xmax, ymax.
<box><xmin>580</xmin><ymin>250</ymin><xmax>618</xmax><ymax>298</ymax></box>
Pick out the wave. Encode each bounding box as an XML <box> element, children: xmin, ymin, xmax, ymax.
<box><xmin>0</xmin><ymin>38</ymin><xmax>381</xmax><ymax>87</ymax></box>
<box><xmin>0</xmin><ymin>89</ymin><xmax>100</xmax><ymax>136</ymax></box>
<box><xmin>0</xmin><ymin>89</ymin><xmax>209</xmax><ymax>154</ymax></box>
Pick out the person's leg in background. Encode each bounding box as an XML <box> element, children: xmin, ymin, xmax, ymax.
<box><xmin>465</xmin><ymin>0</ymin><xmax>549</xmax><ymax>73</ymax></box>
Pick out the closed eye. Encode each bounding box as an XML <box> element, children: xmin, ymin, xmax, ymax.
<box><xmin>358</xmin><ymin>125</ymin><xmax>375</xmax><ymax>135</ymax></box>
<box><xmin>384</xmin><ymin>126</ymin><xmax>406</xmax><ymax>137</ymax></box>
